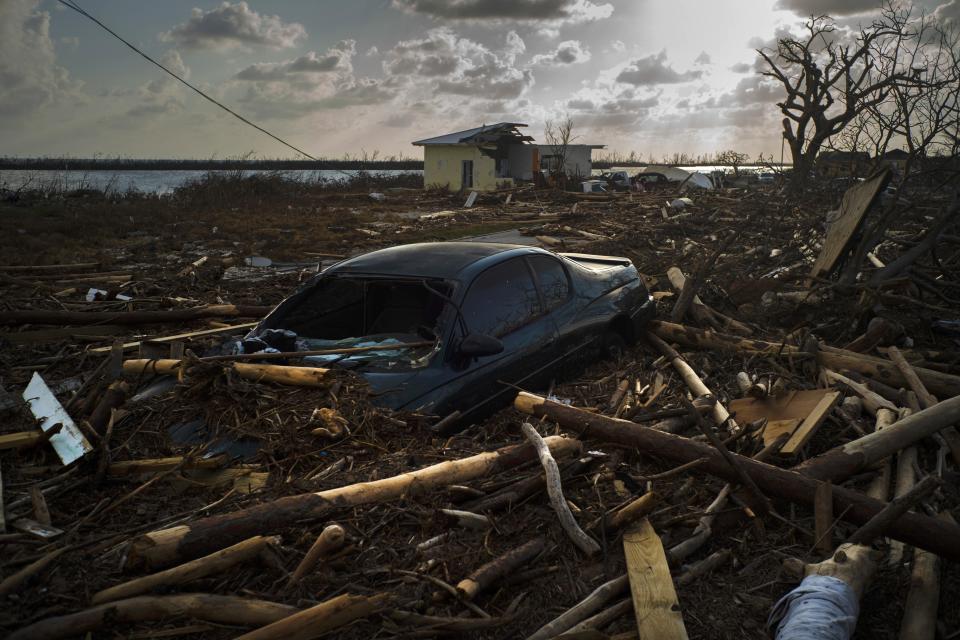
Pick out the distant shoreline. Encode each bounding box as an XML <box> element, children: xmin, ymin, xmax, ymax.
<box><xmin>0</xmin><ymin>158</ymin><xmax>788</xmax><ymax>171</ymax></box>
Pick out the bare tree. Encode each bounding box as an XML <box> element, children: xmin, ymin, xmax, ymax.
<box><xmin>758</xmin><ymin>6</ymin><xmax>918</xmax><ymax>192</ymax></box>
<box><xmin>715</xmin><ymin>150</ymin><xmax>750</xmax><ymax>176</ymax></box>
<box><xmin>543</xmin><ymin>116</ymin><xmax>578</xmax><ymax>186</ymax></box>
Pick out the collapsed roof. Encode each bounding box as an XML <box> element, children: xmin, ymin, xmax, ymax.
<box><xmin>412</xmin><ymin>122</ymin><xmax>534</xmax><ymax>147</ymax></box>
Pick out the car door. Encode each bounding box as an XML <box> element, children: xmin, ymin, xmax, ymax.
<box><xmin>446</xmin><ymin>256</ymin><xmax>558</xmax><ymax>420</ymax></box>
<box><xmin>525</xmin><ymin>254</ymin><xmax>592</xmax><ymax>374</ymax></box>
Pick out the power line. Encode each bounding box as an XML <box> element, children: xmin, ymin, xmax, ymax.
<box><xmin>57</xmin><ymin>0</ymin><xmax>318</xmax><ymax>161</ymax></box>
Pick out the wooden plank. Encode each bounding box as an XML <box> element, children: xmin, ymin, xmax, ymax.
<box><xmin>623</xmin><ymin>518</ymin><xmax>688</xmax><ymax>640</ymax></box>
<box><xmin>0</xmin><ymin>431</ymin><xmax>45</xmax><ymax>450</ymax></box>
<box><xmin>89</xmin><ymin>322</ymin><xmax>258</xmax><ymax>354</ymax></box>
<box><xmin>782</xmin><ymin>391</ymin><xmax>841</xmax><ymax>455</ymax></box>
<box><xmin>808</xmin><ymin>168</ymin><xmax>890</xmax><ymax>283</ymax></box>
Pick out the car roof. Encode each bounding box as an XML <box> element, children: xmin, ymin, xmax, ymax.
<box><xmin>326</xmin><ymin>242</ymin><xmax>547</xmax><ymax>279</ymax></box>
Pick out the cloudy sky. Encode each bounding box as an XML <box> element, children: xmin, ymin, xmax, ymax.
<box><xmin>2</xmin><ymin>0</ymin><xmax>957</xmax><ymax>160</ymax></box>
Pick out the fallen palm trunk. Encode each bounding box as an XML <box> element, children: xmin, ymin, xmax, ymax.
<box><xmin>233</xmin><ymin>593</ymin><xmax>388</xmax><ymax>640</ymax></box>
<box><xmin>8</xmin><ymin>593</ymin><xmax>298</xmax><ymax>640</ymax></box>
<box><xmin>648</xmin><ymin>320</ymin><xmax>960</xmax><ymax>398</ymax></box>
<box><xmin>514</xmin><ymin>393</ymin><xmax>960</xmax><ymax>560</ymax></box>
<box><xmin>123</xmin><ymin>359</ymin><xmax>329</xmax><ymax>388</ymax></box>
<box><xmin>0</xmin><ymin>304</ymin><xmax>272</xmax><ymax>326</ymax></box>
<box><xmin>456</xmin><ymin>537</ymin><xmax>545</xmax><ymax>600</ymax></box>
<box><xmin>127</xmin><ymin>436</ymin><xmax>581</xmax><ymax>570</ymax></box>
<box><xmin>91</xmin><ymin>535</ymin><xmax>277</xmax><ymax>605</ymax></box>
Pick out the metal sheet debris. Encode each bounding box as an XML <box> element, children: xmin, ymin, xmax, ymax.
<box><xmin>22</xmin><ymin>372</ymin><xmax>93</xmax><ymax>466</ymax></box>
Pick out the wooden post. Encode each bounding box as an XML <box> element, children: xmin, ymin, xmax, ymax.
<box><xmin>287</xmin><ymin>524</ymin><xmax>345</xmax><ymax>587</ymax></box>
<box><xmin>623</xmin><ymin>519</ymin><xmax>687</xmax><ymax>639</ymax></box>
<box><xmin>456</xmin><ymin>537</ymin><xmax>545</xmax><ymax>600</ymax></box>
<box><xmin>232</xmin><ymin>593</ymin><xmax>388</xmax><ymax>640</ymax></box>
<box><xmin>128</xmin><ymin>436</ymin><xmax>581</xmax><ymax>570</ymax></box>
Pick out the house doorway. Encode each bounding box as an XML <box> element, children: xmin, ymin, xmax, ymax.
<box><xmin>461</xmin><ymin>160</ymin><xmax>474</xmax><ymax>189</ymax></box>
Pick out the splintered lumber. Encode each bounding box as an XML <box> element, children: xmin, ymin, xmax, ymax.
<box><xmin>128</xmin><ymin>436</ymin><xmax>581</xmax><ymax>570</ymax></box>
<box><xmin>8</xmin><ymin>594</ymin><xmax>298</xmax><ymax>640</ymax></box>
<box><xmin>794</xmin><ymin>395</ymin><xmax>960</xmax><ymax>482</ymax></box>
<box><xmin>91</xmin><ymin>536</ymin><xmax>277</xmax><ymax>605</ymax></box>
<box><xmin>456</xmin><ymin>537</ymin><xmax>545</xmax><ymax>600</ymax></box>
<box><xmin>729</xmin><ymin>389</ymin><xmax>840</xmax><ymax>454</ymax></box>
<box><xmin>623</xmin><ymin>519</ymin><xmax>687</xmax><ymax>639</ymax></box>
<box><xmin>648</xmin><ymin>320</ymin><xmax>960</xmax><ymax>398</ymax></box>
<box><xmin>643</xmin><ymin>331</ymin><xmax>739</xmax><ymax>432</ymax></box>
<box><xmin>123</xmin><ymin>359</ymin><xmax>329</xmax><ymax>388</ymax></box>
<box><xmin>0</xmin><ymin>304</ymin><xmax>272</xmax><ymax>326</ymax></box>
<box><xmin>288</xmin><ymin>524</ymin><xmax>345</xmax><ymax>587</ymax></box>
<box><xmin>521</xmin><ymin>423</ymin><xmax>599</xmax><ymax>555</ymax></box>
<box><xmin>514</xmin><ymin>393</ymin><xmax>960</xmax><ymax>560</ymax></box>
<box><xmin>846</xmin><ymin>475</ymin><xmax>941</xmax><ymax>545</ymax></box>
<box><xmin>666</xmin><ymin>266</ymin><xmax>752</xmax><ymax>335</ymax></box>
<box><xmin>233</xmin><ymin>593</ymin><xmax>388</xmax><ymax>640</ymax></box>
<box><xmin>525</xmin><ymin>574</ymin><xmax>630</xmax><ymax>640</ymax></box>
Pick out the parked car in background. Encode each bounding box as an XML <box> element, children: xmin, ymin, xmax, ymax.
<box><xmin>757</xmin><ymin>172</ymin><xmax>776</xmax><ymax>184</ymax></box>
<box><xmin>239</xmin><ymin>243</ymin><xmax>655</xmax><ymax>431</ymax></box>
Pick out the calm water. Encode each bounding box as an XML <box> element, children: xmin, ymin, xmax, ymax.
<box><xmin>0</xmin><ymin>169</ymin><xmax>423</xmax><ymax>196</ymax></box>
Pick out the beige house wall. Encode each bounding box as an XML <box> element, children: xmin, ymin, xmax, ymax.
<box><xmin>422</xmin><ymin>145</ymin><xmax>511</xmax><ymax>191</ymax></box>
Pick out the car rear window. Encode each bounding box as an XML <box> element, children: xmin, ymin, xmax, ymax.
<box><xmin>463</xmin><ymin>258</ymin><xmax>540</xmax><ymax>338</ymax></box>
<box><xmin>527</xmin><ymin>255</ymin><xmax>570</xmax><ymax>311</ymax></box>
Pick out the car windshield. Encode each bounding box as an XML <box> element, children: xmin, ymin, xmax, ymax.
<box><xmin>260</xmin><ymin>276</ymin><xmax>451</xmax><ymax>369</ymax></box>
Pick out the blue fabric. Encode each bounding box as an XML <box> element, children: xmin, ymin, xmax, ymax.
<box><xmin>767</xmin><ymin>575</ymin><xmax>859</xmax><ymax>640</ymax></box>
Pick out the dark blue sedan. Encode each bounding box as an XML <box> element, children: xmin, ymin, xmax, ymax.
<box><xmin>245</xmin><ymin>242</ymin><xmax>655</xmax><ymax>431</ymax></box>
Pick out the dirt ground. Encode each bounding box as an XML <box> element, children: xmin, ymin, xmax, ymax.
<box><xmin>1</xmin><ymin>172</ymin><xmax>958</xmax><ymax>639</ymax></box>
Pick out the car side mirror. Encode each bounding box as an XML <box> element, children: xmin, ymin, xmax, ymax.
<box><xmin>459</xmin><ymin>332</ymin><xmax>504</xmax><ymax>357</ymax></box>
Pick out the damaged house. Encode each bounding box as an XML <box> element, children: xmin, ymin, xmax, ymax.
<box><xmin>413</xmin><ymin>122</ymin><xmax>603</xmax><ymax>191</ymax></box>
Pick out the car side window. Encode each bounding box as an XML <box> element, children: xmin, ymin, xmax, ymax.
<box><xmin>528</xmin><ymin>255</ymin><xmax>570</xmax><ymax>311</ymax></box>
<box><xmin>462</xmin><ymin>258</ymin><xmax>541</xmax><ymax>338</ymax></box>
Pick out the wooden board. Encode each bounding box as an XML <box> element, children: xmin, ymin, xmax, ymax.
<box><xmin>730</xmin><ymin>389</ymin><xmax>841</xmax><ymax>455</ymax></box>
<box><xmin>0</xmin><ymin>431</ymin><xmax>45</xmax><ymax>450</ymax></box>
<box><xmin>89</xmin><ymin>322</ymin><xmax>258</xmax><ymax>354</ymax></box>
<box><xmin>808</xmin><ymin>168</ymin><xmax>891</xmax><ymax>283</ymax></box>
<box><xmin>623</xmin><ymin>518</ymin><xmax>688</xmax><ymax>639</ymax></box>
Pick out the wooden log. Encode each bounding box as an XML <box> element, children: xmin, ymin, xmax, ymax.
<box><xmin>91</xmin><ymin>536</ymin><xmax>277</xmax><ymax>605</ymax></box>
<box><xmin>648</xmin><ymin>320</ymin><xmax>960</xmax><ymax>398</ymax></box>
<box><xmin>666</xmin><ymin>267</ymin><xmax>751</xmax><ymax>335</ymax></box>
<box><xmin>456</xmin><ymin>537</ymin><xmax>545</xmax><ymax>600</ymax></box>
<box><xmin>521</xmin><ymin>423</ymin><xmax>599</xmax><ymax>555</ymax></box>
<box><xmin>794</xmin><ymin>395</ymin><xmax>960</xmax><ymax>482</ymax></box>
<box><xmin>888</xmin><ymin>443</ymin><xmax>916</xmax><ymax>566</ymax></box>
<box><xmin>888</xmin><ymin>345</ymin><xmax>960</xmax><ymax>467</ymax></box>
<box><xmin>814</xmin><ymin>482</ymin><xmax>834</xmax><ymax>554</ymax></box>
<box><xmin>88</xmin><ymin>380</ymin><xmax>129</xmax><ymax>435</ymax></box>
<box><xmin>623</xmin><ymin>519</ymin><xmax>687</xmax><ymax>639</ymax></box>
<box><xmin>513</xmin><ymin>393</ymin><xmax>960</xmax><ymax>560</ymax></box>
<box><xmin>123</xmin><ymin>359</ymin><xmax>329</xmax><ymax>388</ymax></box>
<box><xmin>287</xmin><ymin>524</ymin><xmax>345</xmax><ymax>587</ymax></box>
<box><xmin>109</xmin><ymin>456</ymin><xmax>226</xmax><ymax>477</ymax></box>
<box><xmin>128</xmin><ymin>436</ymin><xmax>581</xmax><ymax>570</ymax></box>
<box><xmin>675</xmin><ymin>548</ymin><xmax>732</xmax><ymax>586</ymax></box>
<box><xmin>899</xmin><ymin>543</ymin><xmax>940</xmax><ymax>640</ymax></box>
<box><xmin>0</xmin><ymin>305</ymin><xmax>272</xmax><ymax>326</ymax></box>
<box><xmin>89</xmin><ymin>322</ymin><xmax>258</xmax><ymax>354</ymax></box>
<box><xmin>0</xmin><ymin>431</ymin><xmax>45</xmax><ymax>450</ymax></box>
<box><xmin>606</xmin><ymin>491</ymin><xmax>658</xmax><ymax>530</ymax></box>
<box><xmin>0</xmin><ymin>262</ymin><xmax>100</xmax><ymax>273</ymax></box>
<box><xmin>643</xmin><ymin>331</ymin><xmax>739</xmax><ymax>432</ymax></box>
<box><xmin>233</xmin><ymin>593</ymin><xmax>388</xmax><ymax>640</ymax></box>
<box><xmin>823</xmin><ymin>370</ymin><xmax>897</xmax><ymax>416</ymax></box>
<box><xmin>0</xmin><ymin>546</ymin><xmax>69</xmax><ymax>596</ymax></box>
<box><xmin>847</xmin><ymin>475</ymin><xmax>941</xmax><ymax>545</ymax></box>
<box><xmin>563</xmin><ymin>598</ymin><xmax>632</xmax><ymax>635</ymax></box>
<box><xmin>525</xmin><ymin>574</ymin><xmax>630</xmax><ymax>640</ymax></box>
<box><xmin>8</xmin><ymin>594</ymin><xmax>298</xmax><ymax>640</ymax></box>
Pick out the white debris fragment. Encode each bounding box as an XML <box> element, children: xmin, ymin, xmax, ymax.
<box><xmin>22</xmin><ymin>373</ymin><xmax>93</xmax><ymax>466</ymax></box>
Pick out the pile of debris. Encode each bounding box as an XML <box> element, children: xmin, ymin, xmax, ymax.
<box><xmin>1</xmin><ymin>173</ymin><xmax>959</xmax><ymax>639</ymax></box>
